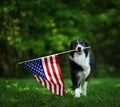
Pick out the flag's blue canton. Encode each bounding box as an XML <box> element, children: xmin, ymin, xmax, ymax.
<box><xmin>24</xmin><ymin>59</ymin><xmax>47</xmax><ymax>79</ymax></box>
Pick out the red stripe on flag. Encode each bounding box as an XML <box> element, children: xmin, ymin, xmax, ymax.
<box><xmin>42</xmin><ymin>78</ymin><xmax>47</xmax><ymax>88</ymax></box>
<box><xmin>44</xmin><ymin>56</ymin><xmax>57</xmax><ymax>94</ymax></box>
<box><xmin>36</xmin><ymin>76</ymin><xmax>52</xmax><ymax>92</ymax></box>
<box><xmin>36</xmin><ymin>75</ymin><xmax>42</xmax><ymax>84</ymax></box>
<box><xmin>55</xmin><ymin>54</ymin><xmax>65</xmax><ymax>96</ymax></box>
<box><xmin>44</xmin><ymin>57</ymin><xmax>54</xmax><ymax>83</ymax></box>
<box><xmin>50</xmin><ymin>56</ymin><xmax>59</xmax><ymax>84</ymax></box>
<box><xmin>55</xmin><ymin>55</ymin><xmax>63</xmax><ymax>82</ymax></box>
<box><xmin>33</xmin><ymin>54</ymin><xmax>64</xmax><ymax>96</ymax></box>
<box><xmin>49</xmin><ymin>56</ymin><xmax>59</xmax><ymax>94</ymax></box>
<box><xmin>47</xmin><ymin>80</ymin><xmax>52</xmax><ymax>92</ymax></box>
<box><xmin>44</xmin><ymin>57</ymin><xmax>53</xmax><ymax>93</ymax></box>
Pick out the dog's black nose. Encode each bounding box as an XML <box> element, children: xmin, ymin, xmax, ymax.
<box><xmin>77</xmin><ymin>47</ymin><xmax>81</xmax><ymax>51</ymax></box>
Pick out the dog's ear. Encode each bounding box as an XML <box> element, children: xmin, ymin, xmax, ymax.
<box><xmin>69</xmin><ymin>41</ymin><xmax>76</xmax><ymax>57</ymax></box>
<box><xmin>82</xmin><ymin>40</ymin><xmax>89</xmax><ymax>47</ymax></box>
<box><xmin>70</xmin><ymin>40</ymin><xmax>76</xmax><ymax>50</ymax></box>
<box><xmin>83</xmin><ymin>40</ymin><xmax>90</xmax><ymax>57</ymax></box>
<box><xmin>70</xmin><ymin>42</ymin><xmax>73</xmax><ymax>50</ymax></box>
<box><xmin>85</xmin><ymin>42</ymin><xmax>89</xmax><ymax>47</ymax></box>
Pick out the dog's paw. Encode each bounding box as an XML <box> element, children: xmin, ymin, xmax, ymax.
<box><xmin>74</xmin><ymin>88</ymin><xmax>81</xmax><ymax>98</ymax></box>
<box><xmin>82</xmin><ymin>90</ymin><xmax>86</xmax><ymax>96</ymax></box>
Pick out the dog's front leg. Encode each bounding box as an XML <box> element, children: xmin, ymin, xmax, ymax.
<box><xmin>71</xmin><ymin>72</ymin><xmax>82</xmax><ymax>98</ymax></box>
<box><xmin>74</xmin><ymin>85</ymin><xmax>82</xmax><ymax>97</ymax></box>
<box><xmin>82</xmin><ymin>81</ymin><xmax>88</xmax><ymax>96</ymax></box>
<box><xmin>82</xmin><ymin>69</ymin><xmax>90</xmax><ymax>96</ymax></box>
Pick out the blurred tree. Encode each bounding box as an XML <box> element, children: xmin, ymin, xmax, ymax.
<box><xmin>0</xmin><ymin>0</ymin><xmax>120</xmax><ymax>77</ymax></box>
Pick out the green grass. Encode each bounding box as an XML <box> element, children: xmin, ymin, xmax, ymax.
<box><xmin>0</xmin><ymin>78</ymin><xmax>120</xmax><ymax>107</ymax></box>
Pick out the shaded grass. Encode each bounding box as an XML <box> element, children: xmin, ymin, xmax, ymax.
<box><xmin>0</xmin><ymin>78</ymin><xmax>120</xmax><ymax>107</ymax></box>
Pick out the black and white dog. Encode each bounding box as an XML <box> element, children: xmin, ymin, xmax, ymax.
<box><xmin>69</xmin><ymin>39</ymin><xmax>95</xmax><ymax>98</ymax></box>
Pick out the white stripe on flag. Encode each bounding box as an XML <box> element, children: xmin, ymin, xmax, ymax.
<box><xmin>32</xmin><ymin>54</ymin><xmax>64</xmax><ymax>96</ymax></box>
<box><xmin>38</xmin><ymin>77</ymin><xmax>45</xmax><ymax>86</ymax></box>
<box><xmin>53</xmin><ymin>55</ymin><xmax>63</xmax><ymax>85</ymax></box>
<box><xmin>34</xmin><ymin>75</ymin><xmax>39</xmax><ymax>82</ymax></box>
<box><xmin>38</xmin><ymin>77</ymin><xmax>51</xmax><ymax>92</ymax></box>
<box><xmin>52</xmin><ymin>55</ymin><xmax>63</xmax><ymax>96</ymax></box>
<box><xmin>45</xmin><ymin>79</ymin><xmax>50</xmax><ymax>90</ymax></box>
<box><xmin>56</xmin><ymin>84</ymin><xmax>59</xmax><ymax>95</ymax></box>
<box><xmin>41</xmin><ymin>58</ymin><xmax>50</xmax><ymax>81</ymax></box>
<box><xmin>47</xmin><ymin>56</ymin><xmax>57</xmax><ymax>84</ymax></box>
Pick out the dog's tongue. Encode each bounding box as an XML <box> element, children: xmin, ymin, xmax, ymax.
<box><xmin>76</xmin><ymin>51</ymin><xmax>82</xmax><ymax>55</ymax></box>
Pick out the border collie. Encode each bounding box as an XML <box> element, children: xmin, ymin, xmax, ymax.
<box><xmin>69</xmin><ymin>39</ymin><xmax>95</xmax><ymax>98</ymax></box>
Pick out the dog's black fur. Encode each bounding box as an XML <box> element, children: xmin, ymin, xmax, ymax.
<box><xmin>69</xmin><ymin>39</ymin><xmax>95</xmax><ymax>97</ymax></box>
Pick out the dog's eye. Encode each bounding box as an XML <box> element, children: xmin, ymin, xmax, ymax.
<box><xmin>80</xmin><ymin>41</ymin><xmax>84</xmax><ymax>44</ymax></box>
<box><xmin>73</xmin><ymin>42</ymin><xmax>77</xmax><ymax>45</ymax></box>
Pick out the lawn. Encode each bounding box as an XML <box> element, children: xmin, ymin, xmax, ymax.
<box><xmin>0</xmin><ymin>78</ymin><xmax>120</xmax><ymax>107</ymax></box>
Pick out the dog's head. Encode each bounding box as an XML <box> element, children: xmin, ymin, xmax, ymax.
<box><xmin>70</xmin><ymin>39</ymin><xmax>90</xmax><ymax>57</ymax></box>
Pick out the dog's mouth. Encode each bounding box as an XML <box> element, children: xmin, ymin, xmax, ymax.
<box><xmin>76</xmin><ymin>50</ymin><xmax>83</xmax><ymax>55</ymax></box>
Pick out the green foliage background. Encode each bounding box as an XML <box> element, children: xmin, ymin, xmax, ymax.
<box><xmin>0</xmin><ymin>0</ymin><xmax>120</xmax><ymax>78</ymax></box>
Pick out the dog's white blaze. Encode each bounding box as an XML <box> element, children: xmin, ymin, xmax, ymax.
<box><xmin>75</xmin><ymin>44</ymin><xmax>84</xmax><ymax>51</ymax></box>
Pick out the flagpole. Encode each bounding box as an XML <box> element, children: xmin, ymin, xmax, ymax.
<box><xmin>18</xmin><ymin>49</ymin><xmax>75</xmax><ymax>64</ymax></box>
<box><xmin>57</xmin><ymin>46</ymin><xmax>91</xmax><ymax>55</ymax></box>
<box><xmin>18</xmin><ymin>46</ymin><xmax>91</xmax><ymax>64</ymax></box>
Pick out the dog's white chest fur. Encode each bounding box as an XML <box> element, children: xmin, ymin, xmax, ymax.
<box><xmin>69</xmin><ymin>52</ymin><xmax>91</xmax><ymax>79</ymax></box>
<box><xmin>74</xmin><ymin>52</ymin><xmax>90</xmax><ymax>70</ymax></box>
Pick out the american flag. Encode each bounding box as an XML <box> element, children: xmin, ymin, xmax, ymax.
<box><xmin>24</xmin><ymin>54</ymin><xmax>65</xmax><ymax>96</ymax></box>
